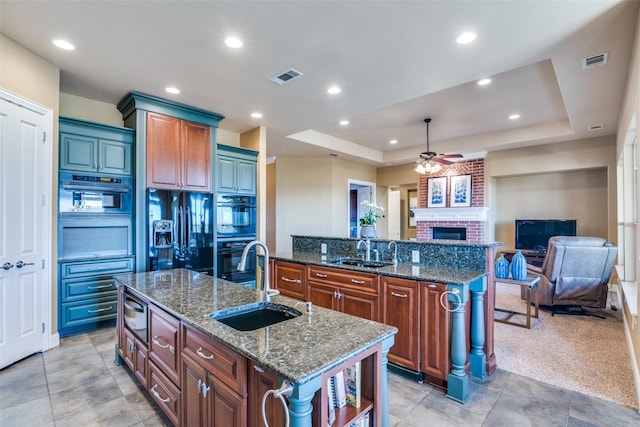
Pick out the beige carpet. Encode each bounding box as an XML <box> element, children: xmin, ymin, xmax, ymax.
<box><xmin>493</xmin><ymin>282</ymin><xmax>638</xmax><ymax>410</ymax></box>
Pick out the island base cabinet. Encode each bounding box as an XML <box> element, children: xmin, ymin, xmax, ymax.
<box><xmin>122</xmin><ymin>328</ymin><xmax>148</xmax><ymax>388</ymax></box>
<box><xmin>149</xmin><ymin>304</ymin><xmax>181</xmax><ymax>386</ymax></box>
<box><xmin>271</xmin><ymin>261</ymin><xmax>306</xmax><ymax>301</ymax></box>
<box><xmin>149</xmin><ymin>360</ymin><xmax>181</xmax><ymax>426</ymax></box>
<box><xmin>382</xmin><ymin>277</ymin><xmax>420</xmax><ymax>372</ymax></box>
<box><xmin>420</xmin><ymin>282</ymin><xmax>450</xmax><ymax>387</ymax></box>
<box><xmin>248</xmin><ymin>361</ymin><xmax>287</xmax><ymax>427</ymax></box>
<box><xmin>182</xmin><ymin>352</ymin><xmax>247</xmax><ymax>427</ymax></box>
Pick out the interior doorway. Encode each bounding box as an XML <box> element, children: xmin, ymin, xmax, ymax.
<box><xmin>348</xmin><ymin>180</ymin><xmax>376</xmax><ymax>238</ymax></box>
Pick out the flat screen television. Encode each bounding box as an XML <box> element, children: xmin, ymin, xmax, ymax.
<box><xmin>515</xmin><ymin>219</ymin><xmax>577</xmax><ymax>253</ymax></box>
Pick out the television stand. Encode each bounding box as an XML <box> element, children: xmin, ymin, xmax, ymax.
<box><xmin>500</xmin><ymin>250</ymin><xmax>545</xmax><ymax>267</ymax></box>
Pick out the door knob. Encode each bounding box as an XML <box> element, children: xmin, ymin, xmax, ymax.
<box><xmin>2</xmin><ymin>262</ymin><xmax>14</xmax><ymax>270</ymax></box>
<box><xmin>15</xmin><ymin>261</ymin><xmax>35</xmax><ymax>269</ymax></box>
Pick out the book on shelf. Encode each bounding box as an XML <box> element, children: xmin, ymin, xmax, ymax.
<box><xmin>345</xmin><ymin>361</ymin><xmax>361</xmax><ymax>408</ymax></box>
<box><xmin>327</xmin><ymin>377</ymin><xmax>336</xmax><ymax>426</ymax></box>
<box><xmin>333</xmin><ymin>371</ymin><xmax>347</xmax><ymax>408</ymax></box>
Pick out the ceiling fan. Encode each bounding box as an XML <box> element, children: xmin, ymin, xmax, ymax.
<box><xmin>414</xmin><ymin>118</ymin><xmax>463</xmax><ymax>174</ymax></box>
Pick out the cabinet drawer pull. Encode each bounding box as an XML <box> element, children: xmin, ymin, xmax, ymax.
<box><xmin>253</xmin><ymin>365</ymin><xmax>265</xmax><ymax>373</ymax></box>
<box><xmin>315</xmin><ymin>273</ymin><xmax>328</xmax><ymax>278</ymax></box>
<box><xmin>153</xmin><ymin>336</ymin><xmax>175</xmax><ymax>354</ymax></box>
<box><xmin>196</xmin><ymin>347</ymin><xmax>214</xmax><ymax>360</ymax></box>
<box><xmin>129</xmin><ymin>342</ymin><xmax>136</xmax><ymax>353</ymax></box>
<box><xmin>281</xmin><ymin>277</ymin><xmax>301</xmax><ymax>283</ymax></box>
<box><xmin>351</xmin><ymin>279</ymin><xmax>365</xmax><ymax>284</ymax></box>
<box><xmin>197</xmin><ymin>379</ymin><xmax>202</xmax><ymax>395</ymax></box>
<box><xmin>88</xmin><ymin>284</ymin><xmax>113</xmax><ymax>290</ymax></box>
<box><xmin>88</xmin><ymin>307</ymin><xmax>112</xmax><ymax>313</ymax></box>
<box><xmin>391</xmin><ymin>292</ymin><xmax>408</xmax><ymax>298</ymax></box>
<box><xmin>428</xmin><ymin>284</ymin><xmax>437</xmax><ymax>289</ymax></box>
<box><xmin>151</xmin><ymin>384</ymin><xmax>171</xmax><ymax>403</ymax></box>
<box><xmin>201</xmin><ymin>383</ymin><xmax>210</xmax><ymax>398</ymax></box>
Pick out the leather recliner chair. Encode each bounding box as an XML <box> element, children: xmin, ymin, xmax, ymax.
<box><xmin>524</xmin><ymin>236</ymin><xmax>617</xmax><ymax>309</ymax></box>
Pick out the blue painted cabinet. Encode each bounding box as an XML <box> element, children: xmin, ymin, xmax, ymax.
<box><xmin>59</xmin><ymin>117</ymin><xmax>133</xmax><ymax>175</ymax></box>
<box><xmin>216</xmin><ymin>145</ymin><xmax>257</xmax><ymax>195</ymax></box>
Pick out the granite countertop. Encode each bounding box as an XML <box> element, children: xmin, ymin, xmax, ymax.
<box><xmin>115</xmin><ymin>269</ymin><xmax>397</xmax><ymax>386</ymax></box>
<box><xmin>271</xmin><ymin>251</ymin><xmax>487</xmax><ymax>286</ymax></box>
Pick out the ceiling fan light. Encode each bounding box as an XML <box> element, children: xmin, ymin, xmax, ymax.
<box><xmin>414</xmin><ymin>159</ymin><xmax>442</xmax><ymax>175</ymax></box>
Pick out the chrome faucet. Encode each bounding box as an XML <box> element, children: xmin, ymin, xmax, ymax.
<box><xmin>357</xmin><ymin>238</ymin><xmax>371</xmax><ymax>261</ymax></box>
<box><xmin>388</xmin><ymin>241</ymin><xmax>398</xmax><ymax>265</ymax></box>
<box><xmin>238</xmin><ymin>240</ymin><xmax>279</xmax><ymax>302</ymax></box>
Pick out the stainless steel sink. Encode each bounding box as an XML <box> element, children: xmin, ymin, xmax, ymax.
<box><xmin>327</xmin><ymin>257</ymin><xmax>394</xmax><ymax>268</ymax></box>
<box><xmin>211</xmin><ymin>302</ymin><xmax>301</xmax><ymax>331</ymax></box>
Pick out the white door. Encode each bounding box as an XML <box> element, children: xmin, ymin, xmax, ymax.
<box><xmin>0</xmin><ymin>90</ymin><xmax>52</xmax><ymax>369</ymax></box>
<box><xmin>387</xmin><ymin>190</ymin><xmax>401</xmax><ymax>240</ymax></box>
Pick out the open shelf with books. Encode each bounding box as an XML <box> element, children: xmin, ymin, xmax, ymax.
<box><xmin>314</xmin><ymin>342</ymin><xmax>382</xmax><ymax>427</ymax></box>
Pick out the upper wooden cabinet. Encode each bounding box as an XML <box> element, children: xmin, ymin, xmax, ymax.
<box><xmin>147</xmin><ymin>112</ymin><xmax>211</xmax><ymax>191</ymax></box>
<box><xmin>59</xmin><ymin>117</ymin><xmax>133</xmax><ymax>176</ymax></box>
<box><xmin>216</xmin><ymin>145</ymin><xmax>258</xmax><ymax>195</ymax></box>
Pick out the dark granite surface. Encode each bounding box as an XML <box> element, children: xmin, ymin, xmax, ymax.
<box><xmin>115</xmin><ymin>269</ymin><xmax>397</xmax><ymax>386</ymax></box>
<box><xmin>272</xmin><ymin>251</ymin><xmax>487</xmax><ymax>286</ymax></box>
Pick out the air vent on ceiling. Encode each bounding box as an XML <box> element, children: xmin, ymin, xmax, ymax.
<box><xmin>270</xmin><ymin>68</ymin><xmax>304</xmax><ymax>85</ymax></box>
<box><xmin>589</xmin><ymin>124</ymin><xmax>604</xmax><ymax>131</ymax></box>
<box><xmin>582</xmin><ymin>52</ymin><xmax>608</xmax><ymax>69</ymax></box>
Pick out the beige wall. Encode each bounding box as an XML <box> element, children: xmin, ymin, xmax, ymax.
<box><xmin>494</xmin><ymin>168</ymin><xmax>608</xmax><ymax>250</ymax></box>
<box><xmin>616</xmin><ymin>3</ymin><xmax>640</xmax><ymax>405</ymax></box>
<box><xmin>274</xmin><ymin>157</ymin><xmax>376</xmax><ymax>252</ymax></box>
<box><xmin>1</xmin><ymin>34</ymin><xmax>61</xmax><ymax>333</ymax></box>
<box><xmin>59</xmin><ymin>93</ymin><xmax>123</xmax><ymax>126</ymax></box>
<box><xmin>485</xmin><ymin>136</ymin><xmax>617</xmax><ymax>243</ymax></box>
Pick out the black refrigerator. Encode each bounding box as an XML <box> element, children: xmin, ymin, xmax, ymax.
<box><xmin>147</xmin><ymin>189</ymin><xmax>214</xmax><ymax>275</ymax></box>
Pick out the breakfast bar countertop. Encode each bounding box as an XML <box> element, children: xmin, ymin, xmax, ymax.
<box><xmin>115</xmin><ymin>268</ymin><xmax>397</xmax><ymax>386</ymax></box>
<box><xmin>271</xmin><ymin>251</ymin><xmax>487</xmax><ymax>286</ymax></box>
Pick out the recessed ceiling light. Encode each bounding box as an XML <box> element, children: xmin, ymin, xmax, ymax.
<box><xmin>478</xmin><ymin>78</ymin><xmax>491</xmax><ymax>86</ymax></box>
<box><xmin>389</xmin><ymin>139</ymin><xmax>398</xmax><ymax>145</ymax></box>
<box><xmin>328</xmin><ymin>86</ymin><xmax>342</xmax><ymax>95</ymax></box>
<box><xmin>165</xmin><ymin>87</ymin><xmax>180</xmax><ymax>94</ymax></box>
<box><xmin>456</xmin><ymin>32</ymin><xmax>477</xmax><ymax>44</ymax></box>
<box><xmin>251</xmin><ymin>112</ymin><xmax>263</xmax><ymax>119</ymax></box>
<box><xmin>52</xmin><ymin>39</ymin><xmax>75</xmax><ymax>50</ymax></box>
<box><xmin>225</xmin><ymin>36</ymin><xmax>243</xmax><ymax>48</ymax></box>
<box><xmin>509</xmin><ymin>114</ymin><xmax>521</xmax><ymax>120</ymax></box>
<box><xmin>339</xmin><ymin>120</ymin><xmax>349</xmax><ymax>126</ymax></box>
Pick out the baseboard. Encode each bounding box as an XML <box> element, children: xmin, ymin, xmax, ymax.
<box><xmin>619</xmin><ymin>291</ymin><xmax>640</xmax><ymax>413</ymax></box>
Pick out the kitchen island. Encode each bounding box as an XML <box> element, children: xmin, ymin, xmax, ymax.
<box><xmin>115</xmin><ymin>268</ymin><xmax>397</xmax><ymax>427</ymax></box>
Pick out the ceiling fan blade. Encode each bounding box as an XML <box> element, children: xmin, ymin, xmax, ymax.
<box><xmin>436</xmin><ymin>153</ymin><xmax>464</xmax><ymax>159</ymax></box>
<box><xmin>433</xmin><ymin>158</ymin><xmax>454</xmax><ymax>165</ymax></box>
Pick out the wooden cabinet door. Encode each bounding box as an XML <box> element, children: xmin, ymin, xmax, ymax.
<box><xmin>272</xmin><ymin>261</ymin><xmax>305</xmax><ymax>300</ymax></box>
<box><xmin>149</xmin><ymin>304</ymin><xmax>181</xmax><ymax>385</ymax></box>
<box><xmin>340</xmin><ymin>287</ymin><xmax>379</xmax><ymax>321</ymax></box>
<box><xmin>182</xmin><ymin>353</ymin><xmax>208</xmax><ymax>427</ymax></box>
<box><xmin>236</xmin><ymin>158</ymin><xmax>256</xmax><ymax>194</ymax></box>
<box><xmin>181</xmin><ymin>120</ymin><xmax>211</xmax><ymax>191</ymax></box>
<box><xmin>60</xmin><ymin>133</ymin><xmax>97</xmax><ymax>172</ymax></box>
<box><xmin>248</xmin><ymin>361</ymin><xmax>286</xmax><ymax>427</ymax></box>
<box><xmin>382</xmin><ymin>277</ymin><xmax>420</xmax><ymax>371</ymax></box>
<box><xmin>147</xmin><ymin>112</ymin><xmax>181</xmax><ymax>189</ymax></box>
<box><xmin>99</xmin><ymin>139</ymin><xmax>131</xmax><ymax>175</ymax></box>
<box><xmin>216</xmin><ymin>155</ymin><xmax>237</xmax><ymax>193</ymax></box>
<box><xmin>420</xmin><ymin>282</ymin><xmax>450</xmax><ymax>382</ymax></box>
<box><xmin>307</xmin><ymin>282</ymin><xmax>338</xmax><ymax>311</ymax></box>
<box><xmin>133</xmin><ymin>337</ymin><xmax>148</xmax><ymax>388</ymax></box>
<box><xmin>209</xmin><ymin>373</ymin><xmax>247</xmax><ymax>427</ymax></box>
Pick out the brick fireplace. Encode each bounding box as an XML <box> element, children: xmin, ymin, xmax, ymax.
<box><xmin>412</xmin><ymin>158</ymin><xmax>488</xmax><ymax>242</ymax></box>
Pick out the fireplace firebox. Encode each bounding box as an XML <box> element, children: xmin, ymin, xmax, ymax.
<box><xmin>433</xmin><ymin>226</ymin><xmax>467</xmax><ymax>241</ymax></box>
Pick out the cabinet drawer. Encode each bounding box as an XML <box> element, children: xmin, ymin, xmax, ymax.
<box><xmin>149</xmin><ymin>360</ymin><xmax>181</xmax><ymax>426</ymax></box>
<box><xmin>182</xmin><ymin>323</ymin><xmax>247</xmax><ymax>397</ymax></box>
<box><xmin>60</xmin><ymin>257</ymin><xmax>134</xmax><ymax>279</ymax></box>
<box><xmin>306</xmin><ymin>265</ymin><xmax>379</xmax><ymax>293</ymax></box>
<box><xmin>273</xmin><ymin>261</ymin><xmax>306</xmax><ymax>300</ymax></box>
<box><xmin>60</xmin><ymin>277</ymin><xmax>117</xmax><ymax>303</ymax></box>
<box><xmin>149</xmin><ymin>304</ymin><xmax>181</xmax><ymax>386</ymax></box>
<box><xmin>59</xmin><ymin>298</ymin><xmax>117</xmax><ymax>329</ymax></box>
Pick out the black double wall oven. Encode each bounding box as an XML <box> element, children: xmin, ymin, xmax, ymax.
<box><xmin>215</xmin><ymin>194</ymin><xmax>257</xmax><ymax>287</ymax></box>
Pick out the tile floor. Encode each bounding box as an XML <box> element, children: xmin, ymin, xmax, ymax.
<box><xmin>1</xmin><ymin>326</ymin><xmax>639</xmax><ymax>426</ymax></box>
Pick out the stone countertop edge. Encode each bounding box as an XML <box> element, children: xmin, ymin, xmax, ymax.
<box><xmin>272</xmin><ymin>252</ymin><xmax>488</xmax><ymax>286</ymax></box>
<box><xmin>115</xmin><ymin>269</ymin><xmax>397</xmax><ymax>386</ymax></box>
<box><xmin>291</xmin><ymin>235</ymin><xmax>505</xmax><ymax>249</ymax></box>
